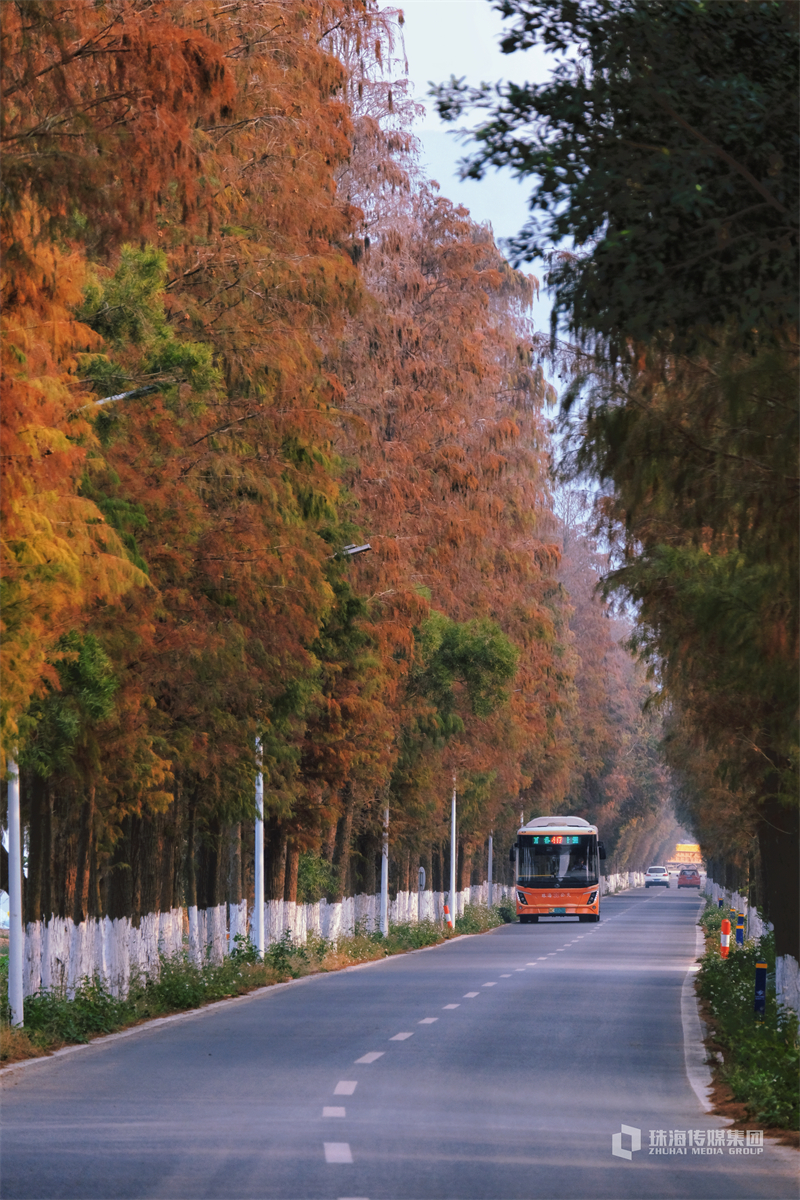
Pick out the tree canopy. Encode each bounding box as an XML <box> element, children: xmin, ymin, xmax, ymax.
<box><xmin>433</xmin><ymin>0</ymin><xmax>799</xmax><ymax>348</ymax></box>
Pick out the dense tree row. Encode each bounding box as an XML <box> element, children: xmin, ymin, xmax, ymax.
<box><xmin>2</xmin><ymin>0</ymin><xmax>675</xmax><ymax>928</ymax></box>
<box><xmin>436</xmin><ymin>0</ymin><xmax>799</xmax><ymax>955</ymax></box>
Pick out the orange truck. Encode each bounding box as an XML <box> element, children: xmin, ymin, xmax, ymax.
<box><xmin>511</xmin><ymin>815</ymin><xmax>607</xmax><ymax>923</ymax></box>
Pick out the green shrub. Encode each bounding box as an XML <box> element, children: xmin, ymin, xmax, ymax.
<box><xmin>697</xmin><ymin>930</ymin><xmax>799</xmax><ymax>1129</ymax></box>
<box><xmin>297</xmin><ymin>853</ymin><xmax>337</xmax><ymax>903</ymax></box>
<box><xmin>496</xmin><ymin>900</ymin><xmax>517</xmax><ymax>923</ymax></box>
<box><xmin>24</xmin><ymin>978</ymin><xmax>131</xmax><ymax>1045</ymax></box>
<box><xmin>454</xmin><ymin>903</ymin><xmax>503</xmax><ymax>935</ymax></box>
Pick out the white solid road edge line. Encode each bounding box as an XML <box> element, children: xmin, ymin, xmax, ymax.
<box><xmin>681</xmin><ymin>915</ymin><xmax>714</xmax><ymax>1113</ymax></box>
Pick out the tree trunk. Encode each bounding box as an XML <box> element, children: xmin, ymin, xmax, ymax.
<box><xmin>432</xmin><ymin>843</ymin><xmax>442</xmax><ymax>893</ymax></box>
<box><xmin>357</xmin><ymin>832</ymin><xmax>377</xmax><ymax>896</ymax></box>
<box><xmin>284</xmin><ymin>840</ymin><xmax>299</xmax><ymax>903</ymax></box>
<box><xmin>756</xmin><ymin>794</ymin><xmax>799</xmax><ymax>960</ymax></box>
<box><xmin>266</xmin><ymin>818</ymin><xmax>287</xmax><ymax>901</ymax></box>
<box><xmin>106</xmin><ymin>814</ymin><xmax>134</xmax><ymax>922</ymax></box>
<box><xmin>52</xmin><ymin>787</ymin><xmax>78</xmax><ymax>920</ymax></box>
<box><xmin>185</xmin><ymin>793</ymin><xmax>197</xmax><ymax>909</ymax></box>
<box><xmin>227</xmin><ymin>821</ymin><xmax>242</xmax><ymax>905</ymax></box>
<box><xmin>24</xmin><ymin>771</ymin><xmax>48</xmax><ymax>923</ymax></box>
<box><xmin>331</xmin><ymin>783</ymin><xmax>355</xmax><ymax>903</ymax></box>
<box><xmin>457</xmin><ymin>840</ymin><xmax>466</xmax><ymax>891</ymax></box>
<box><xmin>73</xmin><ymin>787</ymin><xmax>95</xmax><ymax>925</ymax></box>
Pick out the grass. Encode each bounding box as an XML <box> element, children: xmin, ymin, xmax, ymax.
<box><xmin>697</xmin><ymin>898</ymin><xmax>799</xmax><ymax>1131</ymax></box>
<box><xmin>0</xmin><ymin>904</ymin><xmax>504</xmax><ymax>1064</ymax></box>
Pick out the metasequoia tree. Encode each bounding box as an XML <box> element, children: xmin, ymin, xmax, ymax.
<box><xmin>5</xmin><ymin>0</ymin><xmax>386</xmax><ymax>921</ymax></box>
<box><xmin>435</xmin><ymin>0</ymin><xmax>799</xmax><ymax>954</ymax></box>
<box><xmin>4</xmin><ymin>0</ymin><xmax>659</xmax><ymax>930</ymax></box>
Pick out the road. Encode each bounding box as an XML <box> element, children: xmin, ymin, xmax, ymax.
<box><xmin>2</xmin><ymin>889</ymin><xmax>797</xmax><ymax>1200</ymax></box>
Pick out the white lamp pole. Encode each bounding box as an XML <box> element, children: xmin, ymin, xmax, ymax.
<box><xmin>7</xmin><ymin>759</ymin><xmax>24</xmax><ymax>1026</ymax></box>
<box><xmin>450</xmin><ymin>776</ymin><xmax>457</xmax><ymax>925</ymax></box>
<box><xmin>380</xmin><ymin>806</ymin><xmax>389</xmax><ymax>936</ymax></box>
<box><xmin>487</xmin><ymin>831</ymin><xmax>493</xmax><ymax>909</ymax></box>
<box><xmin>254</xmin><ymin>739</ymin><xmax>265</xmax><ymax>957</ymax></box>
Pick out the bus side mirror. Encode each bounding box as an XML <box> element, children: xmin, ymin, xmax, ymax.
<box><xmin>509</xmin><ymin>845</ymin><xmax>516</xmax><ymax>862</ymax></box>
<box><xmin>598</xmin><ymin>842</ymin><xmax>606</xmax><ymax>861</ymax></box>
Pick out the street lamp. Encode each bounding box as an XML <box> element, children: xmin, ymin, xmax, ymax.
<box><xmin>253</xmin><ymin>541</ymin><xmax>372</xmax><ymax>951</ymax></box>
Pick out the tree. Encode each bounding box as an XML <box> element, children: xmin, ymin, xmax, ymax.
<box><xmin>435</xmin><ymin>0</ymin><xmax>799</xmax><ymax>955</ymax></box>
<box><xmin>433</xmin><ymin>0</ymin><xmax>799</xmax><ymax>348</ymax></box>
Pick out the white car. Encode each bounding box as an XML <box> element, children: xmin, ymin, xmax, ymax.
<box><xmin>645</xmin><ymin>865</ymin><xmax>670</xmax><ymax>888</ymax></box>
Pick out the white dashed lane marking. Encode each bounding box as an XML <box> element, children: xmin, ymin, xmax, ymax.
<box><xmin>323</xmin><ymin>1107</ymin><xmax>346</xmax><ymax>1117</ymax></box>
<box><xmin>482</xmin><ymin>982</ymin><xmax>497</xmax><ymax>987</ymax></box>
<box><xmin>418</xmin><ymin>1018</ymin><xmax>438</xmax><ymax>1024</ymax></box>
<box><xmin>514</xmin><ymin>968</ymin><xmax>526</xmax><ymax>972</ymax></box>
<box><xmin>442</xmin><ymin>1004</ymin><xmax>460</xmax><ymax>1009</ymax></box>
<box><xmin>500</xmin><ymin>973</ymin><xmax>512</xmax><ymax>977</ymax></box>
<box><xmin>324</xmin><ymin>1143</ymin><xmax>353</xmax><ymax>1164</ymax></box>
<box><xmin>463</xmin><ymin>992</ymin><xmax>479</xmax><ymax>998</ymax></box>
<box><xmin>389</xmin><ymin>1032</ymin><xmax>413</xmax><ymax>1041</ymax></box>
<box><xmin>334</xmin><ymin>1081</ymin><xmax>357</xmax><ymax>1095</ymax></box>
<box><xmin>354</xmin><ymin>1052</ymin><xmax>384</xmax><ymax>1064</ymax></box>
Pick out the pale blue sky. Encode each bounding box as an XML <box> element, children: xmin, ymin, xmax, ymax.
<box><xmin>383</xmin><ymin>0</ymin><xmax>553</xmax><ymax>325</ymax></box>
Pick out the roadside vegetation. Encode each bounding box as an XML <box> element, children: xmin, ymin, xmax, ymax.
<box><xmin>697</xmin><ymin>900</ymin><xmax>799</xmax><ymax>1132</ymax></box>
<box><xmin>0</xmin><ymin>905</ymin><xmax>502</xmax><ymax>1065</ymax></box>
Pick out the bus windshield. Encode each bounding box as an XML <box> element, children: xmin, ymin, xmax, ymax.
<box><xmin>517</xmin><ymin>834</ymin><xmax>598</xmax><ymax>887</ymax></box>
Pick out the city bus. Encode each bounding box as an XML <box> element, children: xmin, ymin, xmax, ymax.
<box><xmin>510</xmin><ymin>815</ymin><xmax>606</xmax><ymax>923</ymax></box>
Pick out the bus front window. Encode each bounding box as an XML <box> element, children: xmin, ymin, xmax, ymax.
<box><xmin>517</xmin><ymin>835</ymin><xmax>598</xmax><ymax>887</ymax></box>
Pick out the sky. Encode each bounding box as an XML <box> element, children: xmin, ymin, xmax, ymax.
<box><xmin>380</xmin><ymin>0</ymin><xmax>554</xmax><ymax>328</ymax></box>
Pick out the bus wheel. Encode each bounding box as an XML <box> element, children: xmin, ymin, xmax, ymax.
<box><xmin>579</xmin><ymin>914</ymin><xmax>599</xmax><ymax>923</ymax></box>
<box><xmin>520</xmin><ymin>914</ymin><xmax>538</xmax><ymax>924</ymax></box>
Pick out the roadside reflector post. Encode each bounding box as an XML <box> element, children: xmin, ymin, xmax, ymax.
<box><xmin>417</xmin><ymin>865</ymin><xmax>426</xmax><ymax>924</ymax></box>
<box><xmin>735</xmin><ymin>912</ymin><xmax>745</xmax><ymax>947</ymax></box>
<box><xmin>443</xmin><ymin>903</ymin><xmax>453</xmax><ymax>930</ymax></box>
<box><xmin>754</xmin><ymin>961</ymin><xmax>768</xmax><ymax>1022</ymax></box>
<box><xmin>720</xmin><ymin>919</ymin><xmax>731</xmax><ymax>959</ymax></box>
<box><xmin>718</xmin><ymin>898</ymin><xmax>724</xmax><ymax>909</ymax></box>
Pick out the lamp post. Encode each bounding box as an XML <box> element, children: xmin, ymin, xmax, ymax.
<box><xmin>253</xmin><ymin>738</ymin><xmax>265</xmax><ymax>957</ymax></box>
<box><xmin>487</xmin><ymin>831</ymin><xmax>493</xmax><ymax>909</ymax></box>
<box><xmin>450</xmin><ymin>776</ymin><xmax>457</xmax><ymax>926</ymax></box>
<box><xmin>253</xmin><ymin>541</ymin><xmax>371</xmax><ymax>950</ymax></box>
<box><xmin>7</xmin><ymin>759</ymin><xmax>24</xmax><ymax>1026</ymax></box>
<box><xmin>380</xmin><ymin>806</ymin><xmax>389</xmax><ymax>936</ymax></box>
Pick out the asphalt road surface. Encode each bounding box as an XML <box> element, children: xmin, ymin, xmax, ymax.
<box><xmin>2</xmin><ymin>889</ymin><xmax>797</xmax><ymax>1200</ymax></box>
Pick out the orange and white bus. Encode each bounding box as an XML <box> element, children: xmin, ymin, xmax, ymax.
<box><xmin>511</xmin><ymin>816</ymin><xmax>606</xmax><ymax>923</ymax></box>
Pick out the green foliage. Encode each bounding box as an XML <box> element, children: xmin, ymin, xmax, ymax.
<box><xmin>434</xmin><ymin>0</ymin><xmax>799</xmax><ymax>347</ymax></box>
<box><xmin>19</xmin><ymin>632</ymin><xmax>118</xmax><ymax>780</ymax></box>
<box><xmin>496</xmin><ymin>900</ymin><xmax>517</xmax><ymax>924</ymax></box>
<box><xmin>297</xmin><ymin>852</ymin><xmax>337</xmax><ymax>903</ymax></box>
<box><xmin>24</xmin><ymin>978</ymin><xmax>127</xmax><ymax>1044</ymax></box>
<box><xmin>77</xmin><ymin>245</ymin><xmax>220</xmax><ymax>400</ymax></box>
<box><xmin>265</xmin><ymin>930</ymin><xmax>311</xmax><ymax>977</ymax></box>
<box><xmin>696</xmin><ymin>915</ymin><xmax>799</xmax><ymax>1129</ymax></box>
<box><xmin>413</xmin><ymin>611</ymin><xmax>518</xmax><ymax>728</ymax></box>
<box><xmin>454</xmin><ymin>903</ymin><xmax>504</xmax><ymax>934</ymax></box>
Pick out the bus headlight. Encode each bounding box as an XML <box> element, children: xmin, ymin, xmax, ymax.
<box><xmin>517</xmin><ymin>891</ymin><xmax>528</xmax><ymax>905</ymax></box>
<box><xmin>588</xmin><ymin>891</ymin><xmax>598</xmax><ymax>905</ymax></box>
